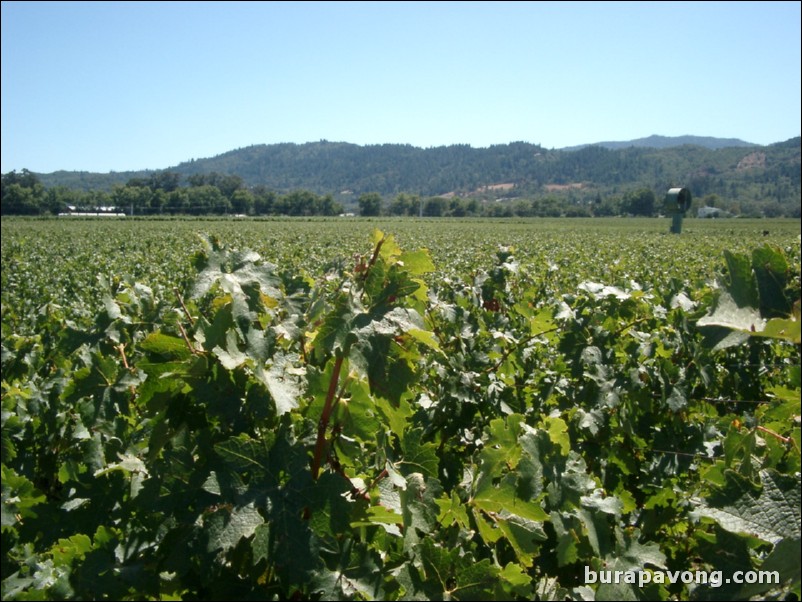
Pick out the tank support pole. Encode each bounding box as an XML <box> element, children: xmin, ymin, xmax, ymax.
<box><xmin>670</xmin><ymin>212</ymin><xmax>683</xmax><ymax>234</ymax></box>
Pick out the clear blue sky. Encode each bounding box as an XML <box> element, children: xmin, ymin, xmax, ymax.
<box><xmin>2</xmin><ymin>0</ymin><xmax>800</xmax><ymax>174</ymax></box>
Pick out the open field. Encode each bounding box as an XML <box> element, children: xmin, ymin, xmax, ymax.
<box><xmin>3</xmin><ymin>217</ymin><xmax>800</xmax><ymax>332</ymax></box>
<box><xmin>1</xmin><ymin>216</ymin><xmax>800</xmax><ymax>600</ymax></box>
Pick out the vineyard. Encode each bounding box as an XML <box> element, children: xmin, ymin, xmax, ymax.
<box><xmin>1</xmin><ymin>217</ymin><xmax>800</xmax><ymax>600</ymax></box>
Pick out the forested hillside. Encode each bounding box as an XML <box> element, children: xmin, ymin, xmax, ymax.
<box><xmin>4</xmin><ymin>137</ymin><xmax>800</xmax><ymax>217</ymax></box>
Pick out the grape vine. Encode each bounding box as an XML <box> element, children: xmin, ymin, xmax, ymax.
<box><xmin>2</xmin><ymin>228</ymin><xmax>799</xmax><ymax>600</ymax></box>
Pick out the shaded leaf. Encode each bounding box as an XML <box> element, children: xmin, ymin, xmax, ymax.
<box><xmin>691</xmin><ymin>469</ymin><xmax>801</xmax><ymax>544</ymax></box>
<box><xmin>205</xmin><ymin>503</ymin><xmax>264</xmax><ymax>553</ymax></box>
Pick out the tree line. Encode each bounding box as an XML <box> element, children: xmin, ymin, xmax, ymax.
<box><xmin>1</xmin><ymin>170</ymin><xmax>344</xmax><ymax>217</ymax></box>
<box><xmin>1</xmin><ymin>168</ymin><xmax>796</xmax><ymax>219</ymax></box>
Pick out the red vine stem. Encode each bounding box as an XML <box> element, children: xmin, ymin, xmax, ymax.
<box><xmin>757</xmin><ymin>425</ymin><xmax>792</xmax><ymax>445</ymax></box>
<box><xmin>366</xmin><ymin>238</ymin><xmax>384</xmax><ymax>273</ymax></box>
<box><xmin>311</xmin><ymin>353</ymin><xmax>344</xmax><ymax>480</ymax></box>
<box><xmin>177</xmin><ymin>322</ymin><xmax>200</xmax><ymax>355</ymax></box>
<box><xmin>173</xmin><ymin>287</ymin><xmax>195</xmax><ymax>326</ymax></box>
<box><xmin>116</xmin><ymin>343</ymin><xmax>130</xmax><ymax>370</ymax></box>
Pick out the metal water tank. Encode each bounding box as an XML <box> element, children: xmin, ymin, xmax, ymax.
<box><xmin>664</xmin><ymin>187</ymin><xmax>692</xmax><ymax>233</ymax></box>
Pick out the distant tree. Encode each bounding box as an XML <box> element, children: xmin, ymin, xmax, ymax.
<box><xmin>485</xmin><ymin>202</ymin><xmax>514</xmax><ymax>218</ymax></box>
<box><xmin>216</xmin><ymin>174</ymin><xmax>245</xmax><ymax>199</ymax></box>
<box><xmin>145</xmin><ymin>189</ymin><xmax>164</xmax><ymax>214</ymax></box>
<box><xmin>213</xmin><ymin>195</ymin><xmax>232</xmax><ymax>215</ymax></box>
<box><xmin>230</xmin><ymin>189</ymin><xmax>254</xmax><ymax>215</ymax></box>
<box><xmin>389</xmin><ymin>193</ymin><xmax>419</xmax><ymax>216</ymax></box>
<box><xmin>148</xmin><ymin>171</ymin><xmax>181</xmax><ymax>193</ymax></box>
<box><xmin>1</xmin><ymin>183</ymin><xmax>40</xmax><ymax>215</ymax></box>
<box><xmin>423</xmin><ymin>197</ymin><xmax>446</xmax><ymax>217</ymax></box>
<box><xmin>762</xmin><ymin>201</ymin><xmax>785</xmax><ymax>218</ymax></box>
<box><xmin>166</xmin><ymin>189</ymin><xmax>190</xmax><ymax>214</ymax></box>
<box><xmin>621</xmin><ymin>188</ymin><xmax>656</xmax><ymax>216</ymax></box>
<box><xmin>593</xmin><ymin>196</ymin><xmax>621</xmax><ymax>217</ymax></box>
<box><xmin>272</xmin><ymin>194</ymin><xmax>289</xmax><ymax>215</ymax></box>
<box><xmin>283</xmin><ymin>190</ymin><xmax>318</xmax><ymax>216</ymax></box>
<box><xmin>512</xmin><ymin>199</ymin><xmax>533</xmax><ymax>217</ymax></box>
<box><xmin>252</xmin><ymin>186</ymin><xmax>276</xmax><ymax>215</ymax></box>
<box><xmin>699</xmin><ymin>193</ymin><xmax>720</xmax><ymax>209</ymax></box>
<box><xmin>187</xmin><ymin>185</ymin><xmax>223</xmax><ymax>215</ymax></box>
<box><xmin>358</xmin><ymin>192</ymin><xmax>382</xmax><ymax>216</ymax></box>
<box><xmin>112</xmin><ymin>184</ymin><xmax>152</xmax><ymax>215</ymax></box>
<box><xmin>186</xmin><ymin>174</ymin><xmax>208</xmax><ymax>188</ymax></box>
<box><xmin>42</xmin><ymin>186</ymin><xmax>71</xmax><ymax>214</ymax></box>
<box><xmin>48</xmin><ymin>186</ymin><xmax>89</xmax><ymax>213</ymax></box>
<box><xmin>125</xmin><ymin>176</ymin><xmax>150</xmax><ymax>189</ymax></box>
<box><xmin>1</xmin><ymin>169</ymin><xmax>45</xmax><ymax>215</ymax></box>
<box><xmin>2</xmin><ymin>168</ymin><xmax>41</xmax><ymax>190</ymax></box>
<box><xmin>449</xmin><ymin>198</ymin><xmax>467</xmax><ymax>217</ymax></box>
<box><xmin>530</xmin><ymin>197</ymin><xmax>562</xmax><ymax>217</ymax></box>
<box><xmin>564</xmin><ymin>204</ymin><xmax>592</xmax><ymax>217</ymax></box>
<box><xmin>319</xmin><ymin>194</ymin><xmax>343</xmax><ymax>216</ymax></box>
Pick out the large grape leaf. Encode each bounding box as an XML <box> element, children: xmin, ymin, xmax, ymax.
<box><xmin>698</xmin><ymin>245</ymin><xmax>800</xmax><ymax>347</ymax></box>
<box><xmin>192</xmin><ymin>236</ymin><xmax>281</xmax><ymax>302</ymax></box>
<box><xmin>417</xmin><ymin>538</ymin><xmax>500</xmax><ymax>600</ymax></box>
<box><xmin>691</xmin><ymin>469</ymin><xmax>801</xmax><ymax>544</ymax></box>
<box><xmin>697</xmin><ymin>289</ymin><xmax>764</xmax><ymax>349</ymax></box>
<box><xmin>254</xmin><ymin>351</ymin><xmax>305</xmax><ymax>415</ymax></box>
<box><xmin>752</xmin><ymin>244</ymin><xmax>793</xmax><ymax>318</ymax></box>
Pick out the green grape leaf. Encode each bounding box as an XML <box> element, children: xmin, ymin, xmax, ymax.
<box><xmin>205</xmin><ymin>503</ymin><xmax>264</xmax><ymax>553</ymax></box>
<box><xmin>752</xmin><ymin>244</ymin><xmax>792</xmax><ymax>318</ymax></box>
<box><xmin>499</xmin><ymin>561</ymin><xmax>533</xmax><ymax>598</ymax></box>
<box><xmin>400</xmin><ymin>428</ymin><xmax>439</xmax><ymax>478</ymax></box>
<box><xmin>495</xmin><ymin>512</ymin><xmax>548</xmax><ymax>567</ymax></box>
<box><xmin>1</xmin><ymin>465</ymin><xmax>46</xmax><ymax>527</ymax></box>
<box><xmin>212</xmin><ymin>328</ymin><xmax>247</xmax><ymax>370</ymax></box>
<box><xmin>723</xmin><ymin>249</ymin><xmax>760</xmax><ymax>309</ymax></box>
<box><xmin>398</xmin><ymin>249</ymin><xmax>435</xmax><ymax>276</ymax></box>
<box><xmin>691</xmin><ymin>469</ymin><xmax>801</xmax><ymax>544</ymax></box>
<box><xmin>543</xmin><ymin>416</ymin><xmax>570</xmax><ymax>455</ymax></box>
<box><xmin>254</xmin><ymin>351</ymin><xmax>305</xmax><ymax>415</ymax></box>
<box><xmin>697</xmin><ymin>289</ymin><xmax>766</xmax><ymax>339</ymax></box>
<box><xmin>472</xmin><ymin>473</ymin><xmax>549</xmax><ymax>523</ymax></box>
<box><xmin>139</xmin><ymin>331</ymin><xmax>192</xmax><ymax>359</ymax></box>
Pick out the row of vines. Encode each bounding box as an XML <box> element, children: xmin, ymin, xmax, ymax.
<box><xmin>1</xmin><ymin>218</ymin><xmax>800</xmax><ymax>600</ymax></box>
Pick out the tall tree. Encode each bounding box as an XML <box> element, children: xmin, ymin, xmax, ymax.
<box><xmin>1</xmin><ymin>183</ymin><xmax>40</xmax><ymax>215</ymax></box>
<box><xmin>423</xmin><ymin>196</ymin><xmax>446</xmax><ymax>217</ymax></box>
<box><xmin>1</xmin><ymin>169</ymin><xmax>44</xmax><ymax>215</ymax></box>
<box><xmin>319</xmin><ymin>194</ymin><xmax>343</xmax><ymax>216</ymax></box>
<box><xmin>621</xmin><ymin>188</ymin><xmax>656</xmax><ymax>216</ymax></box>
<box><xmin>389</xmin><ymin>193</ymin><xmax>419</xmax><ymax>216</ymax></box>
<box><xmin>148</xmin><ymin>171</ymin><xmax>181</xmax><ymax>193</ymax></box>
<box><xmin>112</xmin><ymin>184</ymin><xmax>152</xmax><ymax>215</ymax></box>
<box><xmin>230</xmin><ymin>189</ymin><xmax>254</xmax><ymax>215</ymax></box>
<box><xmin>252</xmin><ymin>186</ymin><xmax>276</xmax><ymax>215</ymax></box>
<box><xmin>283</xmin><ymin>190</ymin><xmax>318</xmax><ymax>216</ymax></box>
<box><xmin>187</xmin><ymin>185</ymin><xmax>223</xmax><ymax>215</ymax></box>
<box><xmin>358</xmin><ymin>192</ymin><xmax>382</xmax><ymax>216</ymax></box>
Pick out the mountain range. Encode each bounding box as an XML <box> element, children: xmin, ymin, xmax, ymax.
<box><xmin>33</xmin><ymin>135</ymin><xmax>800</xmax><ymax>213</ymax></box>
<box><xmin>560</xmin><ymin>134</ymin><xmax>758</xmax><ymax>151</ymax></box>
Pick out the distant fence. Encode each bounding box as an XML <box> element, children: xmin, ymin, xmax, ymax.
<box><xmin>58</xmin><ymin>212</ymin><xmax>127</xmax><ymax>217</ymax></box>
